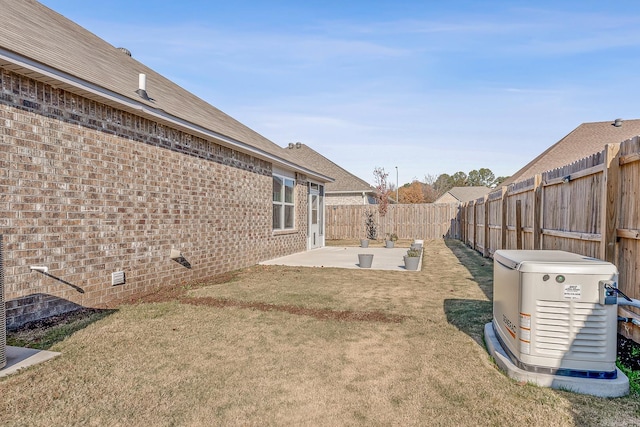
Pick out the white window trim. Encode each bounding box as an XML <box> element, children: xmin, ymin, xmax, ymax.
<box><xmin>273</xmin><ymin>173</ymin><xmax>295</xmax><ymax>231</ymax></box>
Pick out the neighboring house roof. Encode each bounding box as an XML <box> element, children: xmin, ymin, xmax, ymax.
<box><xmin>0</xmin><ymin>0</ymin><xmax>331</xmax><ymax>182</ymax></box>
<box><xmin>284</xmin><ymin>143</ymin><xmax>373</xmax><ymax>194</ymax></box>
<box><xmin>502</xmin><ymin>118</ymin><xmax>640</xmax><ymax>186</ymax></box>
<box><xmin>435</xmin><ymin>186</ymin><xmax>490</xmax><ymax>203</ymax></box>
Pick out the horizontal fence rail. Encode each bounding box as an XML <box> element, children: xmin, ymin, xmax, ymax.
<box><xmin>325</xmin><ymin>203</ymin><xmax>460</xmax><ymax>241</ymax></box>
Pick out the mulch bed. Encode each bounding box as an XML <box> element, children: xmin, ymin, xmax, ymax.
<box><xmin>109</xmin><ymin>271</ymin><xmax>406</xmax><ymax>323</ymax></box>
<box><xmin>618</xmin><ymin>335</ymin><xmax>640</xmax><ymax>371</ymax></box>
<box><xmin>180</xmin><ymin>296</ymin><xmax>406</xmax><ymax>323</ymax></box>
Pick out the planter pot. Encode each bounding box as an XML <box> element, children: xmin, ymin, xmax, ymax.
<box><xmin>358</xmin><ymin>253</ymin><xmax>374</xmax><ymax>268</ymax></box>
<box><xmin>360</xmin><ymin>239</ymin><xmax>369</xmax><ymax>248</ymax></box>
<box><xmin>404</xmin><ymin>255</ymin><xmax>420</xmax><ymax>271</ymax></box>
<box><xmin>410</xmin><ymin>243</ymin><xmax>422</xmax><ymax>251</ymax></box>
<box><xmin>385</xmin><ymin>240</ymin><xmax>395</xmax><ymax>248</ymax></box>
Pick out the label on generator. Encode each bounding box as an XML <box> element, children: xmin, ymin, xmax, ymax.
<box><xmin>519</xmin><ymin>313</ymin><xmax>531</xmax><ymax>354</ymax></box>
<box><xmin>519</xmin><ymin>312</ymin><xmax>531</xmax><ymax>329</ymax></box>
<box><xmin>563</xmin><ymin>284</ymin><xmax>581</xmax><ymax>300</ymax></box>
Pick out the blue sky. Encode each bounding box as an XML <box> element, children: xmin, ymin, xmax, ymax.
<box><xmin>39</xmin><ymin>0</ymin><xmax>640</xmax><ymax>186</ymax></box>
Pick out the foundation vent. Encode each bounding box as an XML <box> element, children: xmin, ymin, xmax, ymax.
<box><xmin>112</xmin><ymin>271</ymin><xmax>125</xmax><ymax>286</ymax></box>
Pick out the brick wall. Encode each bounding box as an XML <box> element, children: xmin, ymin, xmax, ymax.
<box><xmin>0</xmin><ymin>67</ymin><xmax>308</xmax><ymax>328</ymax></box>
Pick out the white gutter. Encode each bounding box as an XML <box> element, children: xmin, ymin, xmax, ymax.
<box><xmin>0</xmin><ymin>48</ymin><xmax>333</xmax><ymax>183</ymax></box>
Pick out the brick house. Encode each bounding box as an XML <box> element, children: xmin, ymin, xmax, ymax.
<box><xmin>284</xmin><ymin>142</ymin><xmax>376</xmax><ymax>206</ymax></box>
<box><xmin>434</xmin><ymin>186</ymin><xmax>490</xmax><ymax>204</ymax></box>
<box><xmin>0</xmin><ymin>0</ymin><xmax>332</xmax><ymax>327</ymax></box>
<box><xmin>501</xmin><ymin>118</ymin><xmax>640</xmax><ymax>187</ymax></box>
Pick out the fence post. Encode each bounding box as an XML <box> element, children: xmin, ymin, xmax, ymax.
<box><xmin>464</xmin><ymin>203</ymin><xmax>469</xmax><ymax>244</ymax></box>
<box><xmin>600</xmin><ymin>143</ymin><xmax>621</xmax><ymax>263</ymax></box>
<box><xmin>533</xmin><ymin>174</ymin><xmax>542</xmax><ymax>250</ymax></box>
<box><xmin>460</xmin><ymin>203</ymin><xmax>466</xmax><ymax>243</ymax></box>
<box><xmin>501</xmin><ymin>186</ymin><xmax>508</xmax><ymax>250</ymax></box>
<box><xmin>516</xmin><ymin>200</ymin><xmax>523</xmax><ymax>250</ymax></box>
<box><xmin>472</xmin><ymin>201</ymin><xmax>477</xmax><ymax>250</ymax></box>
<box><xmin>454</xmin><ymin>203</ymin><xmax>461</xmax><ymax>239</ymax></box>
<box><xmin>483</xmin><ymin>194</ymin><xmax>490</xmax><ymax>257</ymax></box>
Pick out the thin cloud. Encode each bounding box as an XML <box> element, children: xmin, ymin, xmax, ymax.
<box><xmin>35</xmin><ymin>0</ymin><xmax>640</xmax><ymax>184</ymax></box>
<box><xmin>85</xmin><ymin>21</ymin><xmax>410</xmax><ymax>63</ymax></box>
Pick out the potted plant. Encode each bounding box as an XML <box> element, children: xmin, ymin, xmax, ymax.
<box><xmin>404</xmin><ymin>248</ymin><xmax>421</xmax><ymax>271</ymax></box>
<box><xmin>358</xmin><ymin>253</ymin><xmax>374</xmax><ymax>268</ymax></box>
<box><xmin>361</xmin><ymin>209</ymin><xmax>377</xmax><ymax>248</ymax></box>
<box><xmin>385</xmin><ymin>233</ymin><xmax>398</xmax><ymax>248</ymax></box>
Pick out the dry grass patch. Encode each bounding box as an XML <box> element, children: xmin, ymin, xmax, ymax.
<box><xmin>2</xmin><ymin>239</ymin><xmax>639</xmax><ymax>426</ymax></box>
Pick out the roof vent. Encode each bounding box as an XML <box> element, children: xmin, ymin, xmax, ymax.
<box><xmin>613</xmin><ymin>118</ymin><xmax>623</xmax><ymax>127</ymax></box>
<box><xmin>295</xmin><ymin>142</ymin><xmax>302</xmax><ymax>149</ymax></box>
<box><xmin>136</xmin><ymin>73</ymin><xmax>151</xmax><ymax>100</ymax></box>
<box><xmin>117</xmin><ymin>47</ymin><xmax>132</xmax><ymax>57</ymax></box>
<box><xmin>288</xmin><ymin>143</ymin><xmax>294</xmax><ymax>149</ymax></box>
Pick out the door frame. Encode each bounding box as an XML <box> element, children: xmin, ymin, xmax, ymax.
<box><xmin>307</xmin><ymin>182</ymin><xmax>325</xmax><ymax>249</ymax></box>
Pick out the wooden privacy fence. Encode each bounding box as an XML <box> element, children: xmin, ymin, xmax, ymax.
<box><xmin>325</xmin><ymin>203</ymin><xmax>460</xmax><ymax>241</ymax></box>
<box><xmin>461</xmin><ymin>137</ymin><xmax>640</xmax><ymax>340</ymax></box>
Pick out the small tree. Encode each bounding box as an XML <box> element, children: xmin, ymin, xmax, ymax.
<box><xmin>451</xmin><ymin>171</ymin><xmax>468</xmax><ymax>187</ymax></box>
<box><xmin>493</xmin><ymin>176</ymin><xmax>509</xmax><ymax>187</ymax></box>
<box><xmin>468</xmin><ymin>168</ymin><xmax>496</xmax><ymax>187</ymax></box>
<box><xmin>373</xmin><ymin>167</ymin><xmax>390</xmax><ymax>216</ymax></box>
<box><xmin>422</xmin><ymin>174</ymin><xmax>439</xmax><ymax>203</ymax></box>
<box><xmin>398</xmin><ymin>180</ymin><xmax>425</xmax><ymax>204</ymax></box>
<box><xmin>364</xmin><ymin>209</ymin><xmax>377</xmax><ymax>240</ymax></box>
<box><xmin>433</xmin><ymin>173</ymin><xmax>453</xmax><ymax>196</ymax></box>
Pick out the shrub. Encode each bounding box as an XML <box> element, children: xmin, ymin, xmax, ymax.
<box><xmin>364</xmin><ymin>210</ymin><xmax>377</xmax><ymax>240</ymax></box>
<box><xmin>406</xmin><ymin>248</ymin><xmax>421</xmax><ymax>257</ymax></box>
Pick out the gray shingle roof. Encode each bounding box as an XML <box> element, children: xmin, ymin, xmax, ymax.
<box><xmin>284</xmin><ymin>143</ymin><xmax>372</xmax><ymax>193</ymax></box>
<box><xmin>439</xmin><ymin>186</ymin><xmax>490</xmax><ymax>203</ymax></box>
<box><xmin>0</xmin><ymin>0</ymin><xmax>330</xmax><ymax>181</ymax></box>
<box><xmin>502</xmin><ymin>119</ymin><xmax>640</xmax><ymax>186</ymax></box>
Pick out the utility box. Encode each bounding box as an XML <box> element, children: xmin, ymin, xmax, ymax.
<box><xmin>492</xmin><ymin>250</ymin><xmax>619</xmax><ymax>379</ymax></box>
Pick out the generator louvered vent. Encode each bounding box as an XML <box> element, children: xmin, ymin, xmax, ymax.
<box><xmin>1</xmin><ymin>235</ymin><xmax>6</xmax><ymax>369</ymax></box>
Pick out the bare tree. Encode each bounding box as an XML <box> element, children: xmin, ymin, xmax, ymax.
<box><xmin>373</xmin><ymin>167</ymin><xmax>390</xmax><ymax>216</ymax></box>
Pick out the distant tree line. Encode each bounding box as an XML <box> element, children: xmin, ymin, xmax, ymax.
<box><xmin>394</xmin><ymin>168</ymin><xmax>509</xmax><ymax>204</ymax></box>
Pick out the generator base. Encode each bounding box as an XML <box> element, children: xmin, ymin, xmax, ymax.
<box><xmin>484</xmin><ymin>323</ymin><xmax>629</xmax><ymax>398</ymax></box>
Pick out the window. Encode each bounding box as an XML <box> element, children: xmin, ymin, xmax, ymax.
<box><xmin>273</xmin><ymin>175</ymin><xmax>295</xmax><ymax>230</ymax></box>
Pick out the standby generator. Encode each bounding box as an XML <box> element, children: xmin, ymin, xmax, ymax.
<box><xmin>492</xmin><ymin>250</ymin><xmax>620</xmax><ymax>379</ymax></box>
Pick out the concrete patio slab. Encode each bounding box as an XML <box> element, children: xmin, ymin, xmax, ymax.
<box><xmin>1</xmin><ymin>346</ymin><xmax>61</xmax><ymax>378</ymax></box>
<box><xmin>260</xmin><ymin>246</ymin><xmax>421</xmax><ymax>271</ymax></box>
